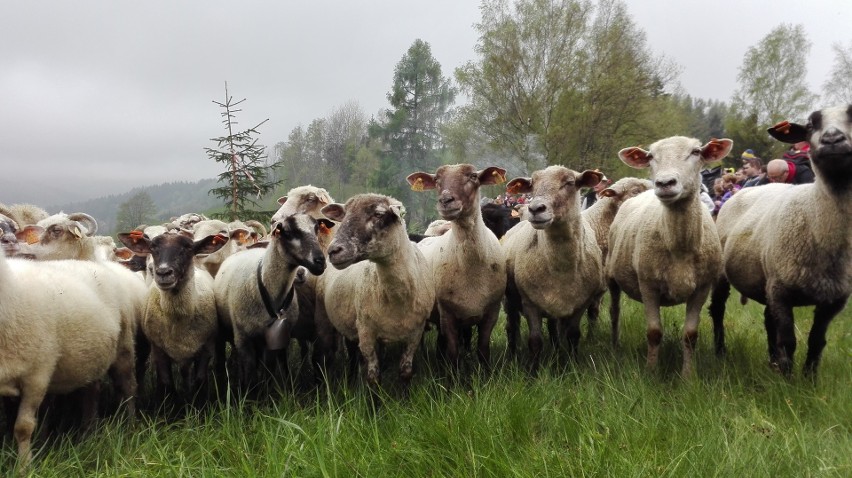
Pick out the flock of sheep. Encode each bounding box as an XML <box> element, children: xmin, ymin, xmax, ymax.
<box><xmin>0</xmin><ymin>105</ymin><xmax>849</xmax><ymax>468</ymax></box>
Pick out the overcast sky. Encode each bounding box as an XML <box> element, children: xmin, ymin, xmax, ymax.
<box><xmin>3</xmin><ymin>0</ymin><xmax>850</xmax><ymax>204</ymax></box>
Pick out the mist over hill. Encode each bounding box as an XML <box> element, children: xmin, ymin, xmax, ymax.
<box><xmin>48</xmin><ymin>178</ymin><xmax>221</xmax><ymax>235</ymax></box>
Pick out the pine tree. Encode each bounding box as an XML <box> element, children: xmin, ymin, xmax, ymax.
<box><xmin>206</xmin><ymin>82</ymin><xmax>282</xmax><ymax>222</ymax></box>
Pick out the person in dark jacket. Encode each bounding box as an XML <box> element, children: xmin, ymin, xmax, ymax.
<box><xmin>740</xmin><ymin>150</ymin><xmax>768</xmax><ymax>188</ymax></box>
<box><xmin>779</xmin><ymin>141</ymin><xmax>815</xmax><ymax>184</ymax></box>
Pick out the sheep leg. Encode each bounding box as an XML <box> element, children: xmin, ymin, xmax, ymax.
<box><xmin>504</xmin><ymin>279</ymin><xmax>522</xmax><ymax>357</ymax></box>
<box><xmin>708</xmin><ymin>277</ymin><xmax>730</xmax><ymax>357</ymax></box>
<box><xmin>345</xmin><ymin>339</ymin><xmax>361</xmax><ymax>382</ymax></box>
<box><xmin>586</xmin><ymin>291</ymin><xmax>604</xmax><ymax>338</ymax></box>
<box><xmin>558</xmin><ymin>310</ymin><xmax>584</xmax><ymax>360</ymax></box>
<box><xmin>608</xmin><ymin>281</ymin><xmax>622</xmax><ymax>348</ymax></box>
<box><xmin>134</xmin><ymin>331</ymin><xmax>151</xmax><ymax>394</ymax></box>
<box><xmin>525</xmin><ymin>309</ymin><xmax>544</xmax><ymax>375</ymax></box>
<box><xmin>546</xmin><ymin>317</ymin><xmax>559</xmax><ymax>347</ymax></box>
<box><xmin>477</xmin><ymin>302</ymin><xmax>500</xmax><ymax>370</ymax></box>
<box><xmin>151</xmin><ymin>346</ymin><xmax>175</xmax><ymax>401</ymax></box>
<box><xmin>79</xmin><ymin>382</ymin><xmax>101</xmax><ymax>429</ymax></box>
<box><xmin>13</xmin><ymin>380</ymin><xmax>48</xmax><ymax>469</ymax></box>
<box><xmin>108</xmin><ymin>351</ymin><xmax>138</xmax><ymax>417</ymax></box>
<box><xmin>235</xmin><ymin>336</ymin><xmax>258</xmax><ymax>391</ymax></box>
<box><xmin>439</xmin><ymin>310</ymin><xmax>461</xmax><ymax>369</ymax></box>
<box><xmin>766</xmin><ymin>286</ymin><xmax>796</xmax><ymax>376</ymax></box>
<box><xmin>639</xmin><ymin>284</ymin><xmax>663</xmax><ymax>371</ymax></box>
<box><xmin>357</xmin><ymin>330</ymin><xmax>380</xmax><ymax>387</ymax></box>
<box><xmin>398</xmin><ymin>333</ymin><xmax>422</xmax><ymax>386</ymax></box>
<box><xmin>803</xmin><ymin>299</ymin><xmax>847</xmax><ymax>376</ymax></box>
<box><xmin>681</xmin><ymin>285</ymin><xmax>710</xmax><ymax>379</ymax></box>
<box><xmin>762</xmin><ymin>306</ymin><xmax>778</xmax><ymax>366</ymax></box>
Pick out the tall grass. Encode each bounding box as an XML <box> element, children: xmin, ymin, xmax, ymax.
<box><xmin>2</xmin><ymin>296</ymin><xmax>850</xmax><ymax>477</ymax></box>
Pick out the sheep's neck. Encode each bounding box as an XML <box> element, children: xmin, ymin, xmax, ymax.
<box><xmin>160</xmin><ymin>269</ymin><xmax>198</xmax><ymax>318</ymax></box>
<box><xmin>811</xmin><ymin>183</ymin><xmax>852</xmax><ymax>251</ymax></box>
<box><xmin>449</xmin><ymin>207</ymin><xmax>490</xmax><ymax>246</ymax></box>
<box><xmin>660</xmin><ymin>196</ymin><xmax>704</xmax><ymax>253</ymax></box>
<box><xmin>261</xmin><ymin>244</ymin><xmax>298</xmax><ymax>306</ymax></box>
<box><xmin>373</xmin><ymin>236</ymin><xmax>420</xmax><ymax>305</ymax></box>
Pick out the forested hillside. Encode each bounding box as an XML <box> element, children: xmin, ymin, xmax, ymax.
<box><xmin>49</xmin><ymin>178</ymin><xmax>222</xmax><ymax>235</ymax></box>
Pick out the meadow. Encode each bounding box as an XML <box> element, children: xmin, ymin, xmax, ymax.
<box><xmin>2</xmin><ymin>296</ymin><xmax>850</xmax><ymax>477</ymax></box>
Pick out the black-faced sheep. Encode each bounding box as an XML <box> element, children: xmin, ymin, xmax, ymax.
<box><xmin>502</xmin><ymin>166</ymin><xmax>606</xmax><ymax>373</ymax></box>
<box><xmin>319</xmin><ymin>194</ymin><xmax>435</xmax><ymax>387</ymax></box>
<box><xmin>118</xmin><ymin>230</ymin><xmax>228</xmax><ymax>400</ymax></box>
<box><xmin>608</xmin><ymin>137</ymin><xmax>731</xmax><ymax>377</ymax></box>
<box><xmin>213</xmin><ymin>214</ymin><xmax>329</xmax><ymax>388</ymax></box>
<box><xmin>710</xmin><ymin>105</ymin><xmax>852</xmax><ymax>376</ymax></box>
<box><xmin>406</xmin><ymin>164</ymin><xmax>508</xmax><ymax>368</ymax></box>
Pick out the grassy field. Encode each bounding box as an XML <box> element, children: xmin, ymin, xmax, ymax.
<box><xmin>2</xmin><ymin>296</ymin><xmax>850</xmax><ymax>477</ymax></box>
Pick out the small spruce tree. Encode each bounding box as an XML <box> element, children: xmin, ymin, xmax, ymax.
<box><xmin>206</xmin><ymin>82</ymin><xmax>282</xmax><ymax>222</ymax></box>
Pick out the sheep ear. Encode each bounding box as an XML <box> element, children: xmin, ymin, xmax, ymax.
<box><xmin>506</xmin><ymin>177</ymin><xmax>532</xmax><ymax>194</ymax></box>
<box><xmin>479</xmin><ymin>167</ymin><xmax>507</xmax><ymax>185</ymax></box>
<box><xmin>577</xmin><ymin>170</ymin><xmax>603</xmax><ymax>188</ymax></box>
<box><xmin>320</xmin><ymin>204</ymin><xmax>346</xmax><ymax>222</ymax></box>
<box><xmin>16</xmin><ymin>225</ymin><xmax>43</xmax><ymax>245</ymax></box>
<box><xmin>117</xmin><ymin>231</ymin><xmax>152</xmax><ymax>255</ymax></box>
<box><xmin>317</xmin><ymin>219</ymin><xmax>335</xmax><ymax>236</ymax></box>
<box><xmin>277</xmin><ymin>196</ymin><xmax>288</xmax><ymax>205</ymax></box>
<box><xmin>406</xmin><ymin>172</ymin><xmax>437</xmax><ymax>191</ymax></box>
<box><xmin>619</xmin><ymin>146</ymin><xmax>651</xmax><ymax>169</ymax></box>
<box><xmin>317</xmin><ymin>188</ymin><xmax>333</xmax><ymax>205</ymax></box>
<box><xmin>599</xmin><ymin>188</ymin><xmax>618</xmax><ymax>198</ymax></box>
<box><xmin>70</xmin><ymin>225</ymin><xmax>85</xmax><ymax>239</ymax></box>
<box><xmin>194</xmin><ymin>233</ymin><xmax>228</xmax><ymax>256</ymax></box>
<box><xmin>700</xmin><ymin>138</ymin><xmax>733</xmax><ymax>163</ymax></box>
<box><xmin>767</xmin><ymin>120</ymin><xmax>808</xmax><ymax>144</ymax></box>
<box><xmin>114</xmin><ymin>246</ymin><xmax>134</xmax><ymax>260</ymax></box>
<box><xmin>389</xmin><ymin>204</ymin><xmax>405</xmax><ymax>218</ymax></box>
<box><xmin>230</xmin><ymin>227</ymin><xmax>251</xmax><ymax>245</ymax></box>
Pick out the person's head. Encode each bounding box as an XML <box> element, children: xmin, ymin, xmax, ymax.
<box><xmin>733</xmin><ymin>168</ymin><xmax>746</xmax><ymax>183</ymax></box>
<box><xmin>721</xmin><ymin>173</ymin><xmax>737</xmax><ymax>191</ymax></box>
<box><xmin>766</xmin><ymin>159</ymin><xmax>790</xmax><ymax>183</ymax></box>
<box><xmin>742</xmin><ymin>157</ymin><xmax>763</xmax><ymax>178</ymax></box>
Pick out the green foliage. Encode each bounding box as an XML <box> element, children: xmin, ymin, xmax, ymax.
<box><xmin>731</xmin><ymin>24</ymin><xmax>818</xmax><ymax>127</ymax></box>
<box><xmin>206</xmin><ymin>82</ymin><xmax>282</xmax><ymax>222</ymax></box>
<box><xmin>823</xmin><ymin>41</ymin><xmax>852</xmax><ymax>105</ymax></box>
<box><xmin>114</xmin><ymin>191</ymin><xmax>157</xmax><ymax>232</ymax></box>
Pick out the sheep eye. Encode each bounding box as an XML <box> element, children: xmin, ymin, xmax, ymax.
<box><xmin>469</xmin><ymin>173</ymin><xmax>479</xmax><ymax>181</ymax></box>
<box><xmin>307</xmin><ymin>195</ymin><xmax>317</xmax><ymax>202</ymax></box>
<box><xmin>691</xmin><ymin>148</ymin><xmax>701</xmax><ymax>155</ymax></box>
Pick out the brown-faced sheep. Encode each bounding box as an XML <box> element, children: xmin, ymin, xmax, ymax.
<box><xmin>406</xmin><ymin>164</ymin><xmax>508</xmax><ymax>368</ymax></box>
<box><xmin>320</xmin><ymin>194</ymin><xmax>435</xmax><ymax>386</ymax></box>
<box><xmin>502</xmin><ymin>166</ymin><xmax>606</xmax><ymax>373</ymax></box>
<box><xmin>608</xmin><ymin>137</ymin><xmax>731</xmax><ymax>377</ymax></box>
<box><xmin>710</xmin><ymin>105</ymin><xmax>852</xmax><ymax>376</ymax></box>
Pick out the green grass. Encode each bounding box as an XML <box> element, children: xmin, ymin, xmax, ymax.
<box><xmin>3</xmin><ymin>296</ymin><xmax>850</xmax><ymax>477</ymax></box>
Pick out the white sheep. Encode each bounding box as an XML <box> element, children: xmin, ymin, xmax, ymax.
<box><xmin>0</xmin><ymin>254</ymin><xmax>136</xmax><ymax>467</ymax></box>
<box><xmin>319</xmin><ymin>194</ymin><xmax>435</xmax><ymax>386</ymax></box>
<box><xmin>213</xmin><ymin>213</ymin><xmax>329</xmax><ymax>388</ymax></box>
<box><xmin>581</xmin><ymin>177</ymin><xmax>653</xmax><ymax>326</ymax></box>
<box><xmin>16</xmin><ymin>212</ymin><xmax>119</xmax><ymax>262</ymax></box>
<box><xmin>710</xmin><ymin>105</ymin><xmax>852</xmax><ymax>376</ymax></box>
<box><xmin>191</xmin><ymin>219</ymin><xmax>244</xmax><ymax>277</ymax></box>
<box><xmin>0</xmin><ymin>203</ymin><xmax>49</xmax><ymax>228</ymax></box>
<box><xmin>1</xmin><ymin>213</ymin><xmax>20</xmax><ymax>257</ymax></box>
<box><xmin>608</xmin><ymin>136</ymin><xmax>731</xmax><ymax>377</ymax></box>
<box><xmin>502</xmin><ymin>166</ymin><xmax>606</xmax><ymax>373</ymax></box>
<box><xmin>407</xmin><ymin>164</ymin><xmax>508</xmax><ymax>368</ymax></box>
<box><xmin>118</xmin><ymin>230</ymin><xmax>228</xmax><ymax>399</ymax></box>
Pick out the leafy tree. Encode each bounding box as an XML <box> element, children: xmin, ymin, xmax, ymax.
<box><xmin>823</xmin><ymin>41</ymin><xmax>852</xmax><ymax>105</ymax></box>
<box><xmin>731</xmin><ymin>24</ymin><xmax>818</xmax><ymax>127</ymax></box>
<box><xmin>455</xmin><ymin>0</ymin><xmax>676</xmax><ymax>175</ymax></box>
<box><xmin>114</xmin><ymin>191</ymin><xmax>157</xmax><ymax>233</ymax></box>
<box><xmin>206</xmin><ymin>82</ymin><xmax>282</xmax><ymax>222</ymax></box>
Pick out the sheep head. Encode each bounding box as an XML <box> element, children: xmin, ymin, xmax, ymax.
<box><xmin>118</xmin><ymin>231</ymin><xmax>228</xmax><ymax>291</ymax></box>
<box><xmin>598</xmin><ymin>177</ymin><xmax>654</xmax><ymax>206</ymax></box>
<box><xmin>271</xmin><ymin>185</ymin><xmax>335</xmax><ymax>223</ymax></box>
<box><xmin>619</xmin><ymin>137</ymin><xmax>732</xmax><ymax>206</ymax></box>
<box><xmin>0</xmin><ymin>214</ymin><xmax>20</xmax><ymax>257</ymax></box>
<box><xmin>506</xmin><ymin>167</ymin><xmax>601</xmax><ymax>229</ymax></box>
<box><xmin>769</xmin><ymin>104</ymin><xmax>852</xmax><ymax>192</ymax></box>
<box><xmin>322</xmin><ymin>194</ymin><xmax>405</xmax><ymax>270</ymax></box>
<box><xmin>407</xmin><ymin>164</ymin><xmax>506</xmax><ymax>221</ymax></box>
<box><xmin>270</xmin><ymin>213</ymin><xmax>331</xmax><ymax>276</ymax></box>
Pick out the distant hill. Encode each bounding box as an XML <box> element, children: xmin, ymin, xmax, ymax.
<box><xmin>49</xmin><ymin>178</ymin><xmax>222</xmax><ymax>235</ymax></box>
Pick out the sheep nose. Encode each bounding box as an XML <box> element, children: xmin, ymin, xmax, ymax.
<box><xmin>155</xmin><ymin>266</ymin><xmax>174</xmax><ymax>278</ymax></box>
<box><xmin>439</xmin><ymin>194</ymin><xmax>454</xmax><ymax>206</ymax></box>
<box><xmin>327</xmin><ymin>244</ymin><xmax>343</xmax><ymax>257</ymax></box>
<box><xmin>655</xmin><ymin>177</ymin><xmax>677</xmax><ymax>189</ymax></box>
<box><xmin>820</xmin><ymin>127</ymin><xmax>845</xmax><ymax>145</ymax></box>
<box><xmin>312</xmin><ymin>255</ymin><xmax>326</xmax><ymax>269</ymax></box>
<box><xmin>528</xmin><ymin>202</ymin><xmax>546</xmax><ymax>215</ymax></box>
